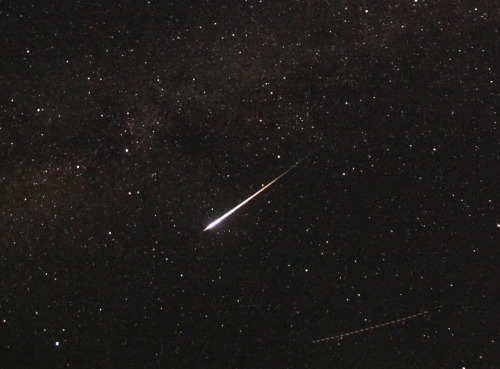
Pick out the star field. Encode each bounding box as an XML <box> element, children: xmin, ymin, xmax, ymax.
<box><xmin>1</xmin><ymin>1</ymin><xmax>498</xmax><ymax>368</ymax></box>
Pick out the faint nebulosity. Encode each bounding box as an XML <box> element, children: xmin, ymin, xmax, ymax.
<box><xmin>1</xmin><ymin>1</ymin><xmax>498</xmax><ymax>368</ymax></box>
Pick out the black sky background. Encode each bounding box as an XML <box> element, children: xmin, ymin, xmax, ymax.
<box><xmin>1</xmin><ymin>1</ymin><xmax>499</xmax><ymax>368</ymax></box>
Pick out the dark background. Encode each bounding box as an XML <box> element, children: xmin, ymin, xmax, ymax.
<box><xmin>1</xmin><ymin>1</ymin><xmax>498</xmax><ymax>368</ymax></box>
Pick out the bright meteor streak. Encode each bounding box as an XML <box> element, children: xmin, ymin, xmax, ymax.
<box><xmin>203</xmin><ymin>162</ymin><xmax>300</xmax><ymax>231</ymax></box>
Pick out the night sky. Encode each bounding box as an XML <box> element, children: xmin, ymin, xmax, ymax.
<box><xmin>1</xmin><ymin>1</ymin><xmax>499</xmax><ymax>368</ymax></box>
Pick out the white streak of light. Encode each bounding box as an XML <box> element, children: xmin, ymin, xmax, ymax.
<box><xmin>203</xmin><ymin>164</ymin><xmax>297</xmax><ymax>231</ymax></box>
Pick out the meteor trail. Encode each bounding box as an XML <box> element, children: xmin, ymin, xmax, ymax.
<box><xmin>203</xmin><ymin>161</ymin><xmax>302</xmax><ymax>231</ymax></box>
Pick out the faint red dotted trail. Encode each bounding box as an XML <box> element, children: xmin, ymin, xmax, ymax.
<box><xmin>312</xmin><ymin>310</ymin><xmax>429</xmax><ymax>344</ymax></box>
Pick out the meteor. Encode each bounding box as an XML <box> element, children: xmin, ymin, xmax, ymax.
<box><xmin>203</xmin><ymin>160</ymin><xmax>302</xmax><ymax>231</ymax></box>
